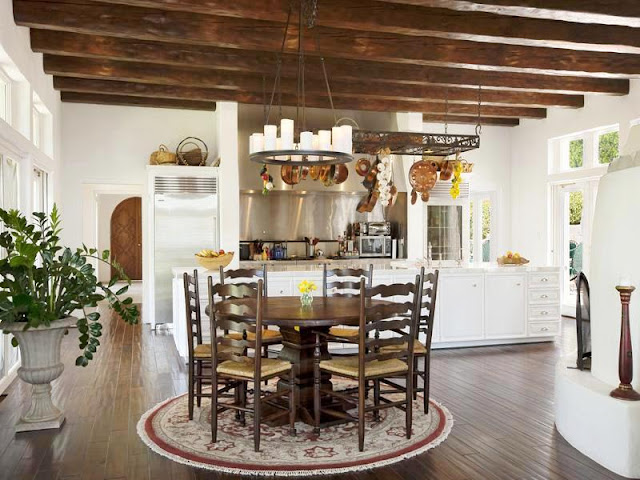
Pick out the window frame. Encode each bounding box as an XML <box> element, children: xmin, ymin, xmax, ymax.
<box><xmin>550</xmin><ymin>124</ymin><xmax>619</xmax><ymax>174</ymax></box>
<box><xmin>0</xmin><ymin>68</ymin><xmax>11</xmax><ymax>125</ymax></box>
<box><xmin>469</xmin><ymin>191</ymin><xmax>497</xmax><ymax>265</ymax></box>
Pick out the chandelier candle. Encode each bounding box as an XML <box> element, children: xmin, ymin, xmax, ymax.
<box><xmin>610</xmin><ymin>285</ymin><xmax>640</xmax><ymax>401</ymax></box>
<box><xmin>318</xmin><ymin>130</ymin><xmax>331</xmax><ymax>150</ymax></box>
<box><xmin>300</xmin><ymin>131</ymin><xmax>313</xmax><ymax>150</ymax></box>
<box><xmin>264</xmin><ymin>125</ymin><xmax>277</xmax><ymax>150</ymax></box>
<box><xmin>281</xmin><ymin>119</ymin><xmax>294</xmax><ymax>149</ymax></box>
<box><xmin>332</xmin><ymin>126</ymin><xmax>344</xmax><ymax>153</ymax></box>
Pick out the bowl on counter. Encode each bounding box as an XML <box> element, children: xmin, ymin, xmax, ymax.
<box><xmin>195</xmin><ymin>252</ymin><xmax>234</xmax><ymax>270</ymax></box>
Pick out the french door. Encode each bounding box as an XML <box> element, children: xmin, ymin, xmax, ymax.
<box><xmin>552</xmin><ymin>179</ymin><xmax>598</xmax><ymax>316</ymax></box>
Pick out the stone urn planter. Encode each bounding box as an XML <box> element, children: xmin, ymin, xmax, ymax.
<box><xmin>3</xmin><ymin>317</ymin><xmax>76</xmax><ymax>432</ymax></box>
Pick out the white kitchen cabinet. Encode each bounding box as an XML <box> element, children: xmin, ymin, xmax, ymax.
<box><xmin>268</xmin><ymin>279</ymin><xmax>293</xmax><ymax>297</ymax></box>
<box><xmin>484</xmin><ymin>274</ymin><xmax>526</xmax><ymax>338</ymax></box>
<box><xmin>439</xmin><ymin>274</ymin><xmax>484</xmax><ymax>341</ymax></box>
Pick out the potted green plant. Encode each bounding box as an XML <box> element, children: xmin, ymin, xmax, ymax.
<box><xmin>0</xmin><ymin>206</ymin><xmax>139</xmax><ymax>432</ymax></box>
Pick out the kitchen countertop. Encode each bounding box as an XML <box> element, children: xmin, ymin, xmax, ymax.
<box><xmin>172</xmin><ymin>261</ymin><xmax>559</xmax><ymax>277</ymax></box>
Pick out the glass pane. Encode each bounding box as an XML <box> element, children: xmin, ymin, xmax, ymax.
<box><xmin>361</xmin><ymin>238</ymin><xmax>383</xmax><ymax>255</ymax></box>
<box><xmin>3</xmin><ymin>157</ymin><xmax>19</xmax><ymax>210</ymax></box>
<box><xmin>482</xmin><ymin>199</ymin><xmax>491</xmax><ymax>262</ymax></box>
<box><xmin>32</xmin><ymin>108</ymin><xmax>40</xmax><ymax>148</ymax></box>
<box><xmin>598</xmin><ymin>131</ymin><xmax>619</xmax><ymax>164</ymax></box>
<box><xmin>427</xmin><ymin>205</ymin><xmax>463</xmax><ymax>261</ymax></box>
<box><xmin>569</xmin><ymin>139</ymin><xmax>583</xmax><ymax>168</ymax></box>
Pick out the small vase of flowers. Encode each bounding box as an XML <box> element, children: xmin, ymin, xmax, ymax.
<box><xmin>298</xmin><ymin>280</ymin><xmax>316</xmax><ymax>307</ymax></box>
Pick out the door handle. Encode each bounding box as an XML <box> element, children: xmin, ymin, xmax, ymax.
<box><xmin>541</xmin><ymin>294</ymin><xmax>548</xmax><ymax>299</ymax></box>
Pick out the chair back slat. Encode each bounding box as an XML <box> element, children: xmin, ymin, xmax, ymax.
<box><xmin>220</xmin><ymin>265</ymin><xmax>268</xmax><ymax>296</ymax></box>
<box><xmin>217</xmin><ymin>316</ymin><xmax>258</xmax><ymax>334</ymax></box>
<box><xmin>183</xmin><ymin>270</ymin><xmax>204</xmax><ymax>357</ymax></box>
<box><xmin>323</xmin><ymin>264</ymin><xmax>373</xmax><ymax>297</ymax></box>
<box><xmin>368</xmin><ymin>282</ymin><xmax>416</xmax><ymax>299</ymax></box>
<box><xmin>211</xmin><ymin>282</ymin><xmax>257</xmax><ymax>302</ymax></box>
<box><xmin>364</xmin><ymin>317</ymin><xmax>412</xmax><ymax>334</ymax></box>
<box><xmin>364</xmin><ymin>335</ymin><xmax>406</xmax><ymax>349</ymax></box>
<box><xmin>363</xmin><ymin>350</ymin><xmax>408</xmax><ymax>362</ymax></box>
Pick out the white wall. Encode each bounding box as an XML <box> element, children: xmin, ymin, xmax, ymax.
<box><xmin>96</xmin><ymin>193</ymin><xmax>138</xmax><ymax>282</ymax></box>
<box><xmin>60</xmin><ymin>103</ymin><xmax>217</xmax><ymax>248</ymax></box>
<box><xmin>510</xmin><ymin>80</ymin><xmax>640</xmax><ymax>266</ymax></box>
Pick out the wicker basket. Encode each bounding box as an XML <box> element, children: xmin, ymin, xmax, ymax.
<box><xmin>177</xmin><ymin>137</ymin><xmax>209</xmax><ymax>166</ymax></box>
<box><xmin>195</xmin><ymin>252</ymin><xmax>234</xmax><ymax>270</ymax></box>
<box><xmin>149</xmin><ymin>144</ymin><xmax>176</xmax><ymax>165</ymax></box>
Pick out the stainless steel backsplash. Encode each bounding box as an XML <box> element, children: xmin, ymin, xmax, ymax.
<box><xmin>240</xmin><ymin>190</ymin><xmax>407</xmax><ymax>242</ymax></box>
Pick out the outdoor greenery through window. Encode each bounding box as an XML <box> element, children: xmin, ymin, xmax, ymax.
<box><xmin>569</xmin><ymin>138</ymin><xmax>583</xmax><ymax>168</ymax></box>
<box><xmin>598</xmin><ymin>131</ymin><xmax>619</xmax><ymax>164</ymax></box>
<box><xmin>470</xmin><ymin>195</ymin><xmax>493</xmax><ymax>264</ymax></box>
<box><xmin>569</xmin><ymin>190</ymin><xmax>584</xmax><ymax>277</ymax></box>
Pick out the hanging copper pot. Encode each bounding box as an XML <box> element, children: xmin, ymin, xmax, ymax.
<box><xmin>355</xmin><ymin>157</ymin><xmax>371</xmax><ymax>177</ymax></box>
<box><xmin>334</xmin><ymin>164</ymin><xmax>349</xmax><ymax>184</ymax></box>
<box><xmin>439</xmin><ymin>161</ymin><xmax>454</xmax><ymax>181</ymax></box>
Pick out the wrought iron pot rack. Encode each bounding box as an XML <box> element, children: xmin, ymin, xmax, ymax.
<box><xmin>352</xmin><ymin>130</ymin><xmax>480</xmax><ymax>157</ymax></box>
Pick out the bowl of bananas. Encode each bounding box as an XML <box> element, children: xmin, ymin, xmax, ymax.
<box><xmin>195</xmin><ymin>249</ymin><xmax>234</xmax><ymax>270</ymax></box>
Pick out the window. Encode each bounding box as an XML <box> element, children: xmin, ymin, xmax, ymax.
<box><xmin>569</xmin><ymin>138</ymin><xmax>583</xmax><ymax>168</ymax></box>
<box><xmin>32</xmin><ymin>167</ymin><xmax>49</xmax><ymax>214</ymax></box>
<box><xmin>550</xmin><ymin>125</ymin><xmax>619</xmax><ymax>174</ymax></box>
<box><xmin>470</xmin><ymin>193</ymin><xmax>495</xmax><ymax>264</ymax></box>
<box><xmin>0</xmin><ymin>69</ymin><xmax>10</xmax><ymax>124</ymax></box>
<box><xmin>597</xmin><ymin>130</ymin><xmax>619</xmax><ymax>165</ymax></box>
<box><xmin>31</xmin><ymin>105</ymin><xmax>40</xmax><ymax>148</ymax></box>
<box><xmin>31</xmin><ymin>92</ymin><xmax>53</xmax><ymax>156</ymax></box>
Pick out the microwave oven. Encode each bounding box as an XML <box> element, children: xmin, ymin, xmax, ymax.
<box><xmin>357</xmin><ymin>235</ymin><xmax>392</xmax><ymax>258</ymax></box>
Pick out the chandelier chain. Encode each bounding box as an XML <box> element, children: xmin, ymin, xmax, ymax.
<box><xmin>444</xmin><ymin>87</ymin><xmax>448</xmax><ymax>135</ymax></box>
<box><xmin>266</xmin><ymin>4</ymin><xmax>293</xmax><ymax>126</ymax></box>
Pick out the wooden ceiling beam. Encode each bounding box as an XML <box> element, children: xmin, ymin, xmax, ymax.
<box><xmin>378</xmin><ymin>1</ymin><xmax>640</xmax><ymax>28</ymax></box>
<box><xmin>13</xmin><ymin>1</ymin><xmax>640</xmax><ymax>77</ymax></box>
<box><xmin>61</xmin><ymin>92</ymin><xmax>216</xmax><ymax>110</ymax></box>
<box><xmin>52</xmin><ymin>76</ymin><xmax>546</xmax><ymax>117</ymax></box>
<box><xmin>31</xmin><ymin>31</ymin><xmax>628</xmax><ymax>96</ymax></box>
<box><xmin>45</xmin><ymin>55</ymin><xmax>583</xmax><ymax>108</ymax></box>
<box><xmin>422</xmin><ymin>113</ymin><xmax>519</xmax><ymax>127</ymax></box>
<box><xmin>91</xmin><ymin>0</ymin><xmax>640</xmax><ymax>53</ymax></box>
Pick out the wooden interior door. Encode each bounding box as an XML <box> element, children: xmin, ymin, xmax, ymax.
<box><xmin>110</xmin><ymin>197</ymin><xmax>142</xmax><ymax>280</ymax></box>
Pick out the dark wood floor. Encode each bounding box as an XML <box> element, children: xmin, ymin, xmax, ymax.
<box><xmin>0</xmin><ymin>307</ymin><xmax>627</xmax><ymax>480</ymax></box>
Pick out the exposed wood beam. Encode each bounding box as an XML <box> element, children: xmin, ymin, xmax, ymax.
<box><xmin>46</xmin><ymin>55</ymin><xmax>583</xmax><ymax>108</ymax></box>
<box><xmin>51</xmin><ymin>76</ymin><xmax>546</xmax><ymax>118</ymax></box>
<box><xmin>92</xmin><ymin>0</ymin><xmax>640</xmax><ymax>53</ymax></box>
<box><xmin>61</xmin><ymin>92</ymin><xmax>216</xmax><ymax>110</ymax></box>
<box><xmin>31</xmin><ymin>31</ymin><xmax>628</xmax><ymax>96</ymax></box>
<box><xmin>13</xmin><ymin>1</ymin><xmax>640</xmax><ymax>77</ymax></box>
<box><xmin>422</xmin><ymin>113</ymin><xmax>519</xmax><ymax>127</ymax></box>
<box><xmin>378</xmin><ymin>1</ymin><xmax>640</xmax><ymax>28</ymax></box>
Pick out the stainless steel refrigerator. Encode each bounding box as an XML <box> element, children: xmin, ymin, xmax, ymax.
<box><xmin>153</xmin><ymin>175</ymin><xmax>218</xmax><ymax>326</ymax></box>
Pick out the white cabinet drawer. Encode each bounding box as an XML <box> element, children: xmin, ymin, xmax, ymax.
<box><xmin>528</xmin><ymin>288</ymin><xmax>560</xmax><ymax>304</ymax></box>
<box><xmin>268</xmin><ymin>280</ymin><xmax>293</xmax><ymax>297</ymax></box>
<box><xmin>529</xmin><ymin>272</ymin><xmax>559</xmax><ymax>287</ymax></box>
<box><xmin>528</xmin><ymin>321</ymin><xmax>560</xmax><ymax>336</ymax></box>
<box><xmin>529</xmin><ymin>305</ymin><xmax>560</xmax><ymax>320</ymax></box>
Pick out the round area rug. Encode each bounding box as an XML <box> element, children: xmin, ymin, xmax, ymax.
<box><xmin>137</xmin><ymin>384</ymin><xmax>453</xmax><ymax>476</ymax></box>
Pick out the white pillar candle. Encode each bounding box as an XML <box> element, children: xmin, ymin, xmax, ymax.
<box><xmin>340</xmin><ymin>125</ymin><xmax>352</xmax><ymax>154</ymax></box>
<box><xmin>276</xmin><ymin>138</ymin><xmax>288</xmax><ymax>161</ymax></box>
<box><xmin>300</xmin><ymin>131</ymin><xmax>313</xmax><ymax>150</ymax></box>
<box><xmin>309</xmin><ymin>134</ymin><xmax>319</xmax><ymax>161</ymax></box>
<box><xmin>250</xmin><ymin>133</ymin><xmax>264</xmax><ymax>154</ymax></box>
<box><xmin>318</xmin><ymin>130</ymin><xmax>331</xmax><ymax>150</ymax></box>
<box><xmin>332</xmin><ymin>126</ymin><xmax>344</xmax><ymax>153</ymax></box>
<box><xmin>281</xmin><ymin>118</ymin><xmax>294</xmax><ymax>149</ymax></box>
<box><xmin>249</xmin><ymin>133</ymin><xmax>256</xmax><ymax>154</ymax></box>
<box><xmin>264</xmin><ymin>125</ymin><xmax>277</xmax><ymax>150</ymax></box>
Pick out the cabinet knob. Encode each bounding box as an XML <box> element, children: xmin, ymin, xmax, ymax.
<box><xmin>541</xmin><ymin>294</ymin><xmax>548</xmax><ymax>299</ymax></box>
<box><xmin>541</xmin><ymin>311</ymin><xmax>548</xmax><ymax>315</ymax></box>
<box><xmin>472</xmin><ymin>283</ymin><xmax>477</xmax><ymax>287</ymax></box>
<box><xmin>541</xmin><ymin>278</ymin><xmax>549</xmax><ymax>282</ymax></box>
<box><xmin>541</xmin><ymin>327</ymin><xmax>549</xmax><ymax>331</ymax></box>
<box><xmin>516</xmin><ymin>283</ymin><xmax>521</xmax><ymax>286</ymax></box>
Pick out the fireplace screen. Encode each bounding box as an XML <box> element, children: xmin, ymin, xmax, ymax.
<box><xmin>575</xmin><ymin>272</ymin><xmax>591</xmax><ymax>370</ymax></box>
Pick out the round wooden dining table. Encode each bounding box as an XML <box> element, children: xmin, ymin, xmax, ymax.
<box><xmin>214</xmin><ymin>295</ymin><xmax>391</xmax><ymax>426</ymax></box>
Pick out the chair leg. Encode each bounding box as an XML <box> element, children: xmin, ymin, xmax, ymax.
<box><xmin>187</xmin><ymin>359</ymin><xmax>194</xmax><ymax>420</ymax></box>
<box><xmin>253</xmin><ymin>380</ymin><xmax>261</xmax><ymax>452</ymax></box>
<box><xmin>234</xmin><ymin>381</ymin><xmax>242</xmax><ymax>422</ymax></box>
<box><xmin>240</xmin><ymin>381</ymin><xmax>247</xmax><ymax>427</ymax></box>
<box><xmin>289</xmin><ymin>371</ymin><xmax>297</xmax><ymax>436</ymax></box>
<box><xmin>313</xmin><ymin>337</ymin><xmax>321</xmax><ymax>435</ymax></box>
<box><xmin>373</xmin><ymin>379</ymin><xmax>381</xmax><ymax>422</ymax></box>
<box><xmin>211</xmin><ymin>372</ymin><xmax>218</xmax><ymax>442</ymax></box>
<box><xmin>406</xmin><ymin>371</ymin><xmax>413</xmax><ymax>440</ymax></box>
<box><xmin>263</xmin><ymin>344</ymin><xmax>270</xmax><ymax>386</ymax></box>
<box><xmin>424</xmin><ymin>355</ymin><xmax>430</xmax><ymax>414</ymax></box>
<box><xmin>196</xmin><ymin>361</ymin><xmax>203</xmax><ymax>408</ymax></box>
<box><xmin>413</xmin><ymin>356</ymin><xmax>419</xmax><ymax>401</ymax></box>
<box><xmin>358</xmin><ymin>377</ymin><xmax>366</xmax><ymax>452</ymax></box>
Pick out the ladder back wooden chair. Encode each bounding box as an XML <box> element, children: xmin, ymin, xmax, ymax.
<box><xmin>208</xmin><ymin>278</ymin><xmax>296</xmax><ymax>452</ymax></box>
<box><xmin>182</xmin><ymin>269</ymin><xmax>211</xmax><ymax>420</ymax></box>
<box><xmin>313</xmin><ymin>276</ymin><xmax>420</xmax><ymax>452</ymax></box>
<box><xmin>219</xmin><ymin>265</ymin><xmax>282</xmax><ymax>358</ymax></box>
<box><xmin>323</xmin><ymin>264</ymin><xmax>374</xmax><ymax>342</ymax></box>
<box><xmin>380</xmin><ymin>267</ymin><xmax>439</xmax><ymax>413</ymax></box>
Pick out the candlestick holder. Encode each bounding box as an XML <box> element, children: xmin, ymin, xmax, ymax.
<box><xmin>610</xmin><ymin>285</ymin><xmax>640</xmax><ymax>400</ymax></box>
